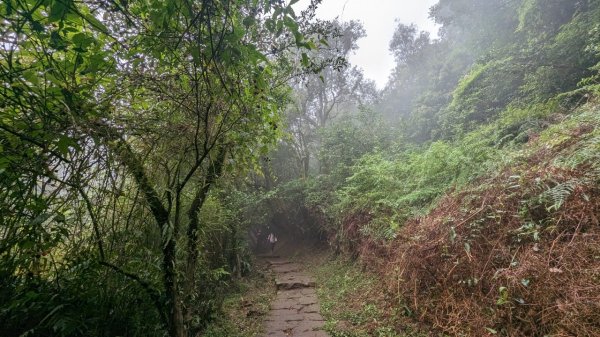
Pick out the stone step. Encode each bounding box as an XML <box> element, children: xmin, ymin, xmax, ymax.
<box><xmin>257</xmin><ymin>254</ymin><xmax>281</xmax><ymax>259</ymax></box>
<box><xmin>275</xmin><ymin>274</ymin><xmax>316</xmax><ymax>290</ymax></box>
<box><xmin>272</xmin><ymin>263</ymin><xmax>302</xmax><ymax>274</ymax></box>
<box><xmin>268</xmin><ymin>259</ymin><xmax>293</xmax><ymax>266</ymax></box>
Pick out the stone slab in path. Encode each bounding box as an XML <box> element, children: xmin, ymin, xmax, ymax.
<box><xmin>261</xmin><ymin>258</ymin><xmax>329</xmax><ymax>337</ymax></box>
<box><xmin>272</xmin><ymin>263</ymin><xmax>302</xmax><ymax>274</ymax></box>
<box><xmin>275</xmin><ymin>274</ymin><xmax>317</xmax><ymax>290</ymax></box>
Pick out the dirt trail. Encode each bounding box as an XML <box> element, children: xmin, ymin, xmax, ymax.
<box><xmin>261</xmin><ymin>258</ymin><xmax>328</xmax><ymax>337</ymax></box>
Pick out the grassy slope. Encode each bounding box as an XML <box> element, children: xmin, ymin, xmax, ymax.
<box><xmin>333</xmin><ymin>95</ymin><xmax>600</xmax><ymax>336</ymax></box>
<box><xmin>309</xmin><ymin>254</ymin><xmax>430</xmax><ymax>337</ymax></box>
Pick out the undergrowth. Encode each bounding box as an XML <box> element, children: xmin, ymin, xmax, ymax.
<box><xmin>374</xmin><ymin>97</ymin><xmax>600</xmax><ymax>335</ymax></box>
<box><xmin>201</xmin><ymin>261</ymin><xmax>275</xmax><ymax>337</ymax></box>
<box><xmin>309</xmin><ymin>255</ymin><xmax>430</xmax><ymax>337</ymax></box>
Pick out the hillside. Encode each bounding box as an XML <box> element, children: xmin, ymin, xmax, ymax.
<box><xmin>360</xmin><ymin>98</ymin><xmax>600</xmax><ymax>335</ymax></box>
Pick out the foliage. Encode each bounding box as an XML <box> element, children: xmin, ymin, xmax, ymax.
<box><xmin>0</xmin><ymin>258</ymin><xmax>163</xmax><ymax>336</ymax></box>
<box><xmin>378</xmin><ymin>0</ymin><xmax>600</xmax><ymax>141</ymax></box>
<box><xmin>332</xmin><ymin>125</ymin><xmax>505</xmax><ymax>241</ymax></box>
<box><xmin>440</xmin><ymin>59</ymin><xmax>526</xmax><ymax>137</ymax></box>
<box><xmin>0</xmin><ymin>0</ymin><xmax>329</xmax><ymax>335</ymax></box>
<box><xmin>318</xmin><ymin>108</ymin><xmax>395</xmax><ymax>182</ymax></box>
<box><xmin>4</xmin><ymin>0</ymin><xmax>598</xmax><ymax>334</ymax></box>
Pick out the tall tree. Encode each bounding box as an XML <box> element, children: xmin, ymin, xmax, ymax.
<box><xmin>284</xmin><ymin>20</ymin><xmax>377</xmax><ymax>177</ymax></box>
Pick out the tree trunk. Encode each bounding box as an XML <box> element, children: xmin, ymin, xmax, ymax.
<box><xmin>183</xmin><ymin>149</ymin><xmax>226</xmax><ymax>322</ymax></box>
<box><xmin>164</xmin><ymin>238</ymin><xmax>185</xmax><ymax>337</ymax></box>
<box><xmin>100</xmin><ymin>128</ymin><xmax>184</xmax><ymax>336</ymax></box>
<box><xmin>302</xmin><ymin>155</ymin><xmax>310</xmax><ymax>178</ymax></box>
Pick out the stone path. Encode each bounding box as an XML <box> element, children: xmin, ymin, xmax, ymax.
<box><xmin>261</xmin><ymin>258</ymin><xmax>328</xmax><ymax>337</ymax></box>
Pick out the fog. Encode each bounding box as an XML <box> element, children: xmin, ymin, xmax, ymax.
<box><xmin>295</xmin><ymin>0</ymin><xmax>440</xmax><ymax>89</ymax></box>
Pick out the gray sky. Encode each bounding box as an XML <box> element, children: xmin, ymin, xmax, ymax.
<box><xmin>295</xmin><ymin>0</ymin><xmax>440</xmax><ymax>89</ymax></box>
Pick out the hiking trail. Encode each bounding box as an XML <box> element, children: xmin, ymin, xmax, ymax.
<box><xmin>260</xmin><ymin>257</ymin><xmax>328</xmax><ymax>337</ymax></box>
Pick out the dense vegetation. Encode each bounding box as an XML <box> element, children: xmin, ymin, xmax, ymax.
<box><xmin>2</xmin><ymin>0</ymin><xmax>600</xmax><ymax>336</ymax></box>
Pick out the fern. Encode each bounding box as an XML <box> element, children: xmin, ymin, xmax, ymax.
<box><xmin>540</xmin><ymin>179</ymin><xmax>577</xmax><ymax>212</ymax></box>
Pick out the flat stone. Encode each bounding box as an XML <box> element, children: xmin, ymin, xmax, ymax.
<box><xmin>276</xmin><ymin>289</ymin><xmax>300</xmax><ymax>296</ymax></box>
<box><xmin>264</xmin><ymin>331</ymin><xmax>289</xmax><ymax>337</ymax></box>
<box><xmin>299</xmin><ymin>288</ymin><xmax>317</xmax><ymax>296</ymax></box>
<box><xmin>268</xmin><ymin>308</ymin><xmax>298</xmax><ymax>317</ymax></box>
<box><xmin>302</xmin><ymin>313</ymin><xmax>325</xmax><ymax>321</ymax></box>
<box><xmin>294</xmin><ymin>331</ymin><xmax>329</xmax><ymax>337</ymax></box>
<box><xmin>264</xmin><ymin>320</ymin><xmax>293</xmax><ymax>330</ymax></box>
<box><xmin>266</xmin><ymin>313</ymin><xmax>305</xmax><ymax>322</ymax></box>
<box><xmin>298</xmin><ymin>296</ymin><xmax>318</xmax><ymax>305</ymax></box>
<box><xmin>300</xmin><ymin>304</ymin><xmax>320</xmax><ymax>313</ymax></box>
<box><xmin>275</xmin><ymin>274</ymin><xmax>316</xmax><ymax>290</ymax></box>
<box><xmin>271</xmin><ymin>301</ymin><xmax>302</xmax><ymax>311</ymax></box>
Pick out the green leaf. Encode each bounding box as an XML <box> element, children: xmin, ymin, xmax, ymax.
<box><xmin>49</xmin><ymin>30</ymin><xmax>68</xmax><ymax>50</ymax></box>
<box><xmin>286</xmin><ymin>5</ymin><xmax>296</xmax><ymax>19</ymax></box>
<box><xmin>19</xmin><ymin>239</ymin><xmax>35</xmax><ymax>250</ymax></box>
<box><xmin>449</xmin><ymin>226</ymin><xmax>457</xmax><ymax>244</ymax></box>
<box><xmin>84</xmin><ymin>13</ymin><xmax>109</xmax><ymax>34</ymax></box>
<box><xmin>48</xmin><ymin>0</ymin><xmax>72</xmax><ymax>22</ymax></box>
<box><xmin>283</xmin><ymin>16</ymin><xmax>298</xmax><ymax>32</ymax></box>
<box><xmin>54</xmin><ymin>213</ymin><xmax>66</xmax><ymax>222</ymax></box>
<box><xmin>246</xmin><ymin>45</ymin><xmax>268</xmax><ymax>64</ymax></box>
<box><xmin>82</xmin><ymin>52</ymin><xmax>108</xmax><ymax>74</ymax></box>
<box><xmin>294</xmin><ymin>31</ymin><xmax>303</xmax><ymax>45</ymax></box>
<box><xmin>243</xmin><ymin>16</ymin><xmax>256</xmax><ymax>28</ymax></box>
<box><xmin>55</xmin><ymin>135</ymin><xmax>77</xmax><ymax>155</ymax></box>
<box><xmin>22</xmin><ymin>70</ymin><xmax>40</xmax><ymax>86</ymax></box>
<box><xmin>301</xmin><ymin>52</ymin><xmax>309</xmax><ymax>67</ymax></box>
<box><xmin>304</xmin><ymin>40</ymin><xmax>316</xmax><ymax>50</ymax></box>
<box><xmin>485</xmin><ymin>327</ymin><xmax>498</xmax><ymax>334</ymax></box>
<box><xmin>3</xmin><ymin>0</ymin><xmax>13</xmax><ymax>16</ymax></box>
<box><xmin>71</xmin><ymin>32</ymin><xmax>94</xmax><ymax>51</ymax></box>
<box><xmin>31</xmin><ymin>213</ymin><xmax>52</xmax><ymax>226</ymax></box>
<box><xmin>265</xmin><ymin>18</ymin><xmax>275</xmax><ymax>33</ymax></box>
<box><xmin>496</xmin><ymin>286</ymin><xmax>509</xmax><ymax>305</ymax></box>
<box><xmin>191</xmin><ymin>47</ymin><xmax>200</xmax><ymax>64</ymax></box>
